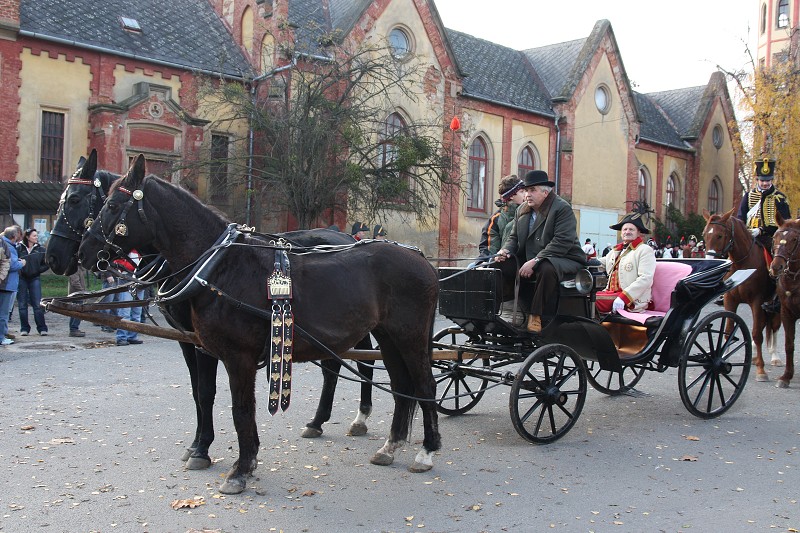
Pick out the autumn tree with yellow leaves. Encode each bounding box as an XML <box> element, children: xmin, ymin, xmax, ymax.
<box><xmin>723</xmin><ymin>27</ymin><xmax>800</xmax><ymax>212</ymax></box>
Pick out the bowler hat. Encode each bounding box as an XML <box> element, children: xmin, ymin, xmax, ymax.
<box><xmin>351</xmin><ymin>221</ymin><xmax>369</xmax><ymax>235</ymax></box>
<box><xmin>373</xmin><ymin>224</ymin><xmax>387</xmax><ymax>238</ymax></box>
<box><xmin>754</xmin><ymin>157</ymin><xmax>776</xmax><ymax>180</ymax></box>
<box><xmin>522</xmin><ymin>170</ymin><xmax>555</xmax><ymax>188</ymax></box>
<box><xmin>610</xmin><ymin>212</ymin><xmax>650</xmax><ymax>234</ymax></box>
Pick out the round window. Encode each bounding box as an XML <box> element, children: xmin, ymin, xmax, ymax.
<box><xmin>595</xmin><ymin>85</ymin><xmax>611</xmax><ymax>114</ymax></box>
<box><xmin>389</xmin><ymin>27</ymin><xmax>411</xmax><ymax>60</ymax></box>
<box><xmin>712</xmin><ymin>124</ymin><xmax>723</xmax><ymax>148</ymax></box>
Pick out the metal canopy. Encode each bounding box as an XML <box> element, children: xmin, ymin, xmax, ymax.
<box><xmin>0</xmin><ymin>181</ymin><xmax>63</xmax><ymax>214</ymax></box>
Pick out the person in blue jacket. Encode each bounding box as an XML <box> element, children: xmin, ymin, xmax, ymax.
<box><xmin>0</xmin><ymin>227</ymin><xmax>26</xmax><ymax>345</ymax></box>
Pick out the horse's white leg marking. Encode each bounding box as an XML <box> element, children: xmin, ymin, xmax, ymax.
<box><xmin>348</xmin><ymin>410</ymin><xmax>370</xmax><ymax>436</ymax></box>
<box><xmin>409</xmin><ymin>448</ymin><xmax>435</xmax><ymax>473</ymax></box>
<box><xmin>370</xmin><ymin>439</ymin><xmax>403</xmax><ymax>466</ymax></box>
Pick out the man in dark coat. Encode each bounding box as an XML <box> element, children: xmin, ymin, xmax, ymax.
<box><xmin>497</xmin><ymin>170</ymin><xmax>586</xmax><ymax>333</ymax></box>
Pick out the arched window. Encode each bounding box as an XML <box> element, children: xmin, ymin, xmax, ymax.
<box><xmin>241</xmin><ymin>6</ymin><xmax>254</xmax><ymax>55</ymax></box>
<box><xmin>377</xmin><ymin>112</ymin><xmax>408</xmax><ymax>200</ymax></box>
<box><xmin>467</xmin><ymin>137</ymin><xmax>488</xmax><ymax>212</ymax></box>
<box><xmin>761</xmin><ymin>3</ymin><xmax>768</xmax><ymax>33</ymax></box>
<box><xmin>708</xmin><ymin>178</ymin><xmax>722</xmax><ymax>214</ymax></box>
<box><xmin>517</xmin><ymin>145</ymin><xmax>538</xmax><ymax>178</ymax></box>
<box><xmin>638</xmin><ymin>167</ymin><xmax>650</xmax><ymax>206</ymax></box>
<box><xmin>778</xmin><ymin>0</ymin><xmax>789</xmax><ymax>28</ymax></box>
<box><xmin>666</xmin><ymin>173</ymin><xmax>682</xmax><ymax>209</ymax></box>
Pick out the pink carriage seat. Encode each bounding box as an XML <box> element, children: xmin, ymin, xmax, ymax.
<box><xmin>615</xmin><ymin>261</ymin><xmax>693</xmax><ymax>325</ymax></box>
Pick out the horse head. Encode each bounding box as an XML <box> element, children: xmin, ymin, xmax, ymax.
<box><xmin>78</xmin><ymin>154</ymin><xmax>158</xmax><ymax>272</ymax></box>
<box><xmin>702</xmin><ymin>207</ymin><xmax>753</xmax><ymax>261</ymax></box>
<box><xmin>769</xmin><ymin>213</ymin><xmax>800</xmax><ymax>278</ymax></box>
<box><xmin>46</xmin><ymin>149</ymin><xmax>121</xmax><ymax>275</ymax></box>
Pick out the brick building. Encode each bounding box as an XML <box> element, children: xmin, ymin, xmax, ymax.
<box><xmin>0</xmin><ymin>0</ymin><xmax>741</xmax><ymax>258</ymax></box>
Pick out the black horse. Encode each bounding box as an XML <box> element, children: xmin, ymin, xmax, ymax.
<box><xmin>77</xmin><ymin>155</ymin><xmax>441</xmax><ymax>494</ymax></box>
<box><xmin>46</xmin><ymin>151</ymin><xmax>376</xmax><ymax>472</ymax></box>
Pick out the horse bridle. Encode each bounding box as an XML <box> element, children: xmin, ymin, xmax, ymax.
<box><xmin>50</xmin><ymin>168</ymin><xmax>107</xmax><ymax>243</ymax></box>
<box><xmin>771</xmin><ymin>227</ymin><xmax>800</xmax><ymax>279</ymax></box>
<box><xmin>705</xmin><ymin>218</ymin><xmax>755</xmax><ymax>265</ymax></box>
<box><xmin>86</xmin><ymin>180</ymin><xmax>152</xmax><ymax>271</ymax></box>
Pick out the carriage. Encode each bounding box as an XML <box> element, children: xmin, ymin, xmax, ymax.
<box><xmin>430</xmin><ymin>258</ymin><xmax>754</xmax><ymax>444</ymax></box>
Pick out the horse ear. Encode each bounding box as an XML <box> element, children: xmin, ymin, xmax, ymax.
<box><xmin>126</xmin><ymin>154</ymin><xmax>146</xmax><ymax>188</ymax></box>
<box><xmin>776</xmin><ymin>211</ymin><xmax>785</xmax><ymax>227</ymax></box>
<box><xmin>702</xmin><ymin>208</ymin><xmax>711</xmax><ymax>221</ymax></box>
<box><xmin>81</xmin><ymin>150</ymin><xmax>98</xmax><ymax>179</ymax></box>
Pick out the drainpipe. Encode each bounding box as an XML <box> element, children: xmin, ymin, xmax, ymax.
<box><xmin>554</xmin><ymin>114</ymin><xmax>562</xmax><ymax>194</ymax></box>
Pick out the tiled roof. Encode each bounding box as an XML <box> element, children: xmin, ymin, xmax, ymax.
<box><xmin>289</xmin><ymin>0</ymin><xmax>371</xmax><ymax>53</ymax></box>
<box><xmin>523</xmin><ymin>38</ymin><xmax>586</xmax><ymax>100</ymax></box>
<box><xmin>646</xmin><ymin>86</ymin><xmax>707</xmax><ymax>140</ymax></box>
<box><xmin>19</xmin><ymin>0</ymin><xmax>252</xmax><ymax>78</ymax></box>
<box><xmin>634</xmin><ymin>93</ymin><xmax>689</xmax><ymax>150</ymax></box>
<box><xmin>446</xmin><ymin>29</ymin><xmax>553</xmax><ymax>116</ymax></box>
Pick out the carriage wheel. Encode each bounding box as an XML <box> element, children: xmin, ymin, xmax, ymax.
<box><xmin>509</xmin><ymin>344</ymin><xmax>587</xmax><ymax>444</ymax></box>
<box><xmin>432</xmin><ymin>328</ymin><xmax>490</xmax><ymax>415</ymax></box>
<box><xmin>679</xmin><ymin>310</ymin><xmax>752</xmax><ymax>419</ymax></box>
<box><xmin>586</xmin><ymin>360</ymin><xmax>645</xmax><ymax>396</ymax></box>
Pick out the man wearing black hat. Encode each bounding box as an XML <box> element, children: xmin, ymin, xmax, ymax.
<box><xmin>351</xmin><ymin>221</ymin><xmax>369</xmax><ymax>241</ymax></box>
<box><xmin>497</xmin><ymin>170</ymin><xmax>586</xmax><ymax>333</ymax></box>
<box><xmin>373</xmin><ymin>224</ymin><xmax>387</xmax><ymax>240</ymax></box>
<box><xmin>478</xmin><ymin>175</ymin><xmax>525</xmax><ymax>257</ymax></box>
<box><xmin>737</xmin><ymin>157</ymin><xmax>790</xmax><ymax>312</ymax></box>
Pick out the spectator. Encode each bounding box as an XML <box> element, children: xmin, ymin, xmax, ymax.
<box><xmin>350</xmin><ymin>222</ymin><xmax>369</xmax><ymax>241</ymax></box>
<box><xmin>16</xmin><ymin>228</ymin><xmax>50</xmax><ymax>336</ymax></box>
<box><xmin>0</xmin><ymin>227</ymin><xmax>25</xmax><ymax>345</ymax></box>
<box><xmin>373</xmin><ymin>224</ymin><xmax>388</xmax><ymax>240</ymax></box>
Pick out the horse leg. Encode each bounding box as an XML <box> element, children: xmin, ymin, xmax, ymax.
<box><xmin>179</xmin><ymin>343</ymin><xmax>202</xmax><ymax>461</ymax></box>
<box><xmin>349</xmin><ymin>334</ymin><xmax>375</xmax><ymax>436</ymax></box>
<box><xmin>302</xmin><ymin>359</ymin><xmax>340</xmax><ymax>438</ymax></box>
<box><xmin>219</xmin><ymin>360</ymin><xmax>259</xmax><ymax>495</ymax></box>
<box><xmin>408</xmin><ymin>358</ymin><xmax>441</xmax><ymax>473</ymax></box>
<box><xmin>768</xmin><ymin>313</ymin><xmax>783</xmax><ymax>366</ymax></box>
<box><xmin>186</xmin><ymin>347</ymin><xmax>218</xmax><ymax>470</ymax></box>
<box><xmin>776</xmin><ymin>317</ymin><xmax>795</xmax><ymax>388</ymax></box>
<box><xmin>348</xmin><ymin>361</ymin><xmax>374</xmax><ymax>436</ymax></box>
<box><xmin>369</xmin><ymin>341</ymin><xmax>413</xmax><ymax>467</ymax></box>
<box><xmin>750</xmin><ymin>306</ymin><xmax>769</xmax><ymax>381</ymax></box>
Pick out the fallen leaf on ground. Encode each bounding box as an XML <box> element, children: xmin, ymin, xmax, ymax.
<box><xmin>684</xmin><ymin>435</ymin><xmax>700</xmax><ymax>441</ymax></box>
<box><xmin>680</xmin><ymin>455</ymin><xmax>698</xmax><ymax>461</ymax></box>
<box><xmin>20</xmin><ymin>425</ymin><xmax>34</xmax><ymax>431</ymax></box>
<box><xmin>171</xmin><ymin>497</ymin><xmax>205</xmax><ymax>510</ymax></box>
<box><xmin>301</xmin><ymin>490</ymin><xmax>316</xmax><ymax>497</ymax></box>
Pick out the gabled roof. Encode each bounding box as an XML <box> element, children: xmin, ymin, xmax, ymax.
<box><xmin>522</xmin><ymin>38</ymin><xmax>586</xmax><ymax>99</ymax></box>
<box><xmin>646</xmin><ymin>86</ymin><xmax>707</xmax><ymax>141</ymax></box>
<box><xmin>446</xmin><ymin>29</ymin><xmax>553</xmax><ymax>116</ymax></box>
<box><xmin>19</xmin><ymin>0</ymin><xmax>253</xmax><ymax>78</ymax></box>
<box><xmin>633</xmin><ymin>92</ymin><xmax>690</xmax><ymax>150</ymax></box>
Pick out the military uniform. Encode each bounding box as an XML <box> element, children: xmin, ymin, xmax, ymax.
<box><xmin>736</xmin><ymin>157</ymin><xmax>791</xmax><ymax>250</ymax></box>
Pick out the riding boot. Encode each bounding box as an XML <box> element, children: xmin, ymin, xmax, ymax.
<box><xmin>526</xmin><ymin>314</ymin><xmax>542</xmax><ymax>334</ymax></box>
<box><xmin>762</xmin><ymin>293</ymin><xmax>781</xmax><ymax>314</ymax></box>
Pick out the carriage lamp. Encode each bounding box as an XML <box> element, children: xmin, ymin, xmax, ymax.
<box><xmin>574</xmin><ymin>269</ymin><xmax>594</xmax><ymax>294</ymax></box>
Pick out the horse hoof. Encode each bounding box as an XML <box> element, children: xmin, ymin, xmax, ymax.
<box><xmin>756</xmin><ymin>373</ymin><xmax>770</xmax><ymax>382</ymax></box>
<box><xmin>409</xmin><ymin>461</ymin><xmax>433</xmax><ymax>473</ymax></box>
<box><xmin>771</xmin><ymin>359</ymin><xmax>784</xmax><ymax>367</ymax></box>
<box><xmin>347</xmin><ymin>422</ymin><xmax>368</xmax><ymax>436</ymax></box>
<box><xmin>776</xmin><ymin>380</ymin><xmax>789</xmax><ymax>389</ymax></box>
<box><xmin>219</xmin><ymin>477</ymin><xmax>246</xmax><ymax>495</ymax></box>
<box><xmin>369</xmin><ymin>452</ymin><xmax>395</xmax><ymax>466</ymax></box>
<box><xmin>301</xmin><ymin>426</ymin><xmax>323</xmax><ymax>438</ymax></box>
<box><xmin>186</xmin><ymin>456</ymin><xmax>212</xmax><ymax>470</ymax></box>
<box><xmin>180</xmin><ymin>447</ymin><xmax>196</xmax><ymax>462</ymax></box>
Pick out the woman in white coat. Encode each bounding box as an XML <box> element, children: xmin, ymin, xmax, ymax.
<box><xmin>596</xmin><ymin>212</ymin><xmax>656</xmax><ymax>314</ymax></box>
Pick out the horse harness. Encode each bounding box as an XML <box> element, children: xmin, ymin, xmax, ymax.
<box><xmin>706</xmin><ymin>218</ymin><xmax>757</xmax><ymax>265</ymax></box>
<box><xmin>773</xmin><ymin>227</ymin><xmax>800</xmax><ymax>280</ymax></box>
<box><xmin>50</xmin><ymin>167</ymin><xmax>107</xmax><ymax>243</ymax></box>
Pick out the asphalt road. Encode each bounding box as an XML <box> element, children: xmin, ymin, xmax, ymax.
<box><xmin>0</xmin><ymin>305</ymin><xmax>798</xmax><ymax>533</ymax></box>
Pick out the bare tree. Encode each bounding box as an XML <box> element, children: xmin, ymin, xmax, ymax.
<box><xmin>198</xmin><ymin>36</ymin><xmax>452</xmax><ymax>230</ymax></box>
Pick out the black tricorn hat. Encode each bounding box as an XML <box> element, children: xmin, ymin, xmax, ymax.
<box><xmin>754</xmin><ymin>157</ymin><xmax>776</xmax><ymax>179</ymax></box>
<box><xmin>351</xmin><ymin>221</ymin><xmax>369</xmax><ymax>234</ymax></box>
<box><xmin>610</xmin><ymin>212</ymin><xmax>650</xmax><ymax>234</ymax></box>
<box><xmin>373</xmin><ymin>224</ymin><xmax>387</xmax><ymax>238</ymax></box>
<box><xmin>522</xmin><ymin>170</ymin><xmax>555</xmax><ymax>188</ymax></box>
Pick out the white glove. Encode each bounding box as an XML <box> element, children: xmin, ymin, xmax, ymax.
<box><xmin>612</xmin><ymin>297</ymin><xmax>625</xmax><ymax>312</ymax></box>
<box><xmin>751</xmin><ymin>228</ymin><xmax>761</xmax><ymax>237</ymax></box>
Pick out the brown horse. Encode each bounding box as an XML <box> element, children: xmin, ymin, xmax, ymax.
<box><xmin>78</xmin><ymin>155</ymin><xmax>441</xmax><ymax>495</ymax></box>
<box><xmin>767</xmin><ymin>213</ymin><xmax>799</xmax><ymax>388</ymax></box>
<box><xmin>702</xmin><ymin>208</ymin><xmax>781</xmax><ymax>381</ymax></box>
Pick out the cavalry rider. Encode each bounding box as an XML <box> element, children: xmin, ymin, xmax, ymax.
<box><xmin>496</xmin><ymin>170</ymin><xmax>586</xmax><ymax>334</ymax></box>
<box><xmin>737</xmin><ymin>156</ymin><xmax>791</xmax><ymax>313</ymax></box>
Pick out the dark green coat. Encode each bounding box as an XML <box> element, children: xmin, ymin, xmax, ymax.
<box><xmin>503</xmin><ymin>192</ymin><xmax>586</xmax><ymax>279</ymax></box>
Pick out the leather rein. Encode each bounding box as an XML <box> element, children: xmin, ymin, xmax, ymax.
<box><xmin>706</xmin><ymin>218</ymin><xmax>756</xmax><ymax>266</ymax></box>
<box><xmin>772</xmin><ymin>227</ymin><xmax>800</xmax><ymax>280</ymax></box>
